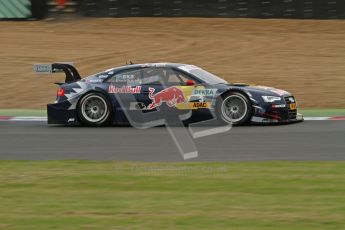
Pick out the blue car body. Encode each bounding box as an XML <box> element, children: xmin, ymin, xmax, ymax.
<box><xmin>36</xmin><ymin>62</ymin><xmax>303</xmax><ymax>126</ymax></box>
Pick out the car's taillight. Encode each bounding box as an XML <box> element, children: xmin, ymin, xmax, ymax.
<box><xmin>57</xmin><ymin>88</ymin><xmax>65</xmax><ymax>97</ymax></box>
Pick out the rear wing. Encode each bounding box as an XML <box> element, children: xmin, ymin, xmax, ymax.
<box><xmin>33</xmin><ymin>62</ymin><xmax>82</xmax><ymax>83</ymax></box>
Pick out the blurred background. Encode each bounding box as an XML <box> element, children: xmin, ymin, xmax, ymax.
<box><xmin>1</xmin><ymin>0</ymin><xmax>345</xmax><ymax>109</ymax></box>
<box><xmin>1</xmin><ymin>2</ymin><xmax>345</xmax><ymax>229</ymax></box>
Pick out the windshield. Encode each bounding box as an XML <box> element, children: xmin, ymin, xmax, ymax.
<box><xmin>178</xmin><ymin>65</ymin><xmax>228</xmax><ymax>85</ymax></box>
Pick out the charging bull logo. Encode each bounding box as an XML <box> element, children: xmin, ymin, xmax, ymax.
<box><xmin>147</xmin><ymin>86</ymin><xmax>185</xmax><ymax>109</ymax></box>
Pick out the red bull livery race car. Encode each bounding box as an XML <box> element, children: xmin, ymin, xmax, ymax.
<box><xmin>34</xmin><ymin>62</ymin><xmax>303</xmax><ymax>126</ymax></box>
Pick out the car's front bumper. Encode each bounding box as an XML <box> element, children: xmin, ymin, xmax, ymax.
<box><xmin>250</xmin><ymin>101</ymin><xmax>304</xmax><ymax>124</ymax></box>
<box><xmin>251</xmin><ymin>113</ymin><xmax>304</xmax><ymax>124</ymax></box>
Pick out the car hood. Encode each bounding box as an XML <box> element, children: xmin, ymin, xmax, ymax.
<box><xmin>226</xmin><ymin>83</ymin><xmax>292</xmax><ymax>97</ymax></box>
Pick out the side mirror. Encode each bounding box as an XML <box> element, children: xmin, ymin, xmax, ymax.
<box><xmin>186</xmin><ymin>80</ymin><xmax>196</xmax><ymax>86</ymax></box>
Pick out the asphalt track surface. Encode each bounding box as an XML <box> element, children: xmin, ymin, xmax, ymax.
<box><xmin>0</xmin><ymin>121</ymin><xmax>344</xmax><ymax>161</ymax></box>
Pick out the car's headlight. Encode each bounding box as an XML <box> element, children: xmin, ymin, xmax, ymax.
<box><xmin>262</xmin><ymin>96</ymin><xmax>282</xmax><ymax>103</ymax></box>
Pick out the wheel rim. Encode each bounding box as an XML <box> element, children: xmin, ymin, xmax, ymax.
<box><xmin>81</xmin><ymin>95</ymin><xmax>108</xmax><ymax>123</ymax></box>
<box><xmin>221</xmin><ymin>95</ymin><xmax>248</xmax><ymax>123</ymax></box>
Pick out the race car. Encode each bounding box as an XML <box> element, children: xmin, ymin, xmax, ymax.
<box><xmin>34</xmin><ymin>62</ymin><xmax>303</xmax><ymax>126</ymax></box>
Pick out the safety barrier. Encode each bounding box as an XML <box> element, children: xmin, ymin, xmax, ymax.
<box><xmin>79</xmin><ymin>0</ymin><xmax>345</xmax><ymax>19</ymax></box>
<box><xmin>47</xmin><ymin>0</ymin><xmax>78</xmax><ymax>14</ymax></box>
<box><xmin>1</xmin><ymin>0</ymin><xmax>345</xmax><ymax>20</ymax></box>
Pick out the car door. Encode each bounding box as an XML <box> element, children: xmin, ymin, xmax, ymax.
<box><xmin>105</xmin><ymin>68</ymin><xmax>144</xmax><ymax>111</ymax></box>
<box><xmin>140</xmin><ymin>67</ymin><xmax>199</xmax><ymax>111</ymax></box>
<box><xmin>164</xmin><ymin>67</ymin><xmax>203</xmax><ymax>110</ymax></box>
<box><xmin>139</xmin><ymin>67</ymin><xmax>166</xmax><ymax>110</ymax></box>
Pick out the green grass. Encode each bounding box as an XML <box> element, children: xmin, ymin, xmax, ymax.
<box><xmin>0</xmin><ymin>161</ymin><xmax>345</xmax><ymax>229</ymax></box>
<box><xmin>0</xmin><ymin>109</ymin><xmax>46</xmax><ymax>117</ymax></box>
<box><xmin>300</xmin><ymin>109</ymin><xmax>345</xmax><ymax>117</ymax></box>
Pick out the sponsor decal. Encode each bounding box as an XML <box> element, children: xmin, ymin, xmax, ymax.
<box><xmin>192</xmin><ymin>89</ymin><xmax>217</xmax><ymax>96</ymax></box>
<box><xmin>190</xmin><ymin>102</ymin><xmax>211</xmax><ymax>109</ymax></box>
<box><xmin>147</xmin><ymin>86</ymin><xmax>185</xmax><ymax>109</ymax></box>
<box><xmin>108</xmin><ymin>85</ymin><xmax>142</xmax><ymax>94</ymax></box>
<box><xmin>115</xmin><ymin>74</ymin><xmax>138</xmax><ymax>83</ymax></box>
<box><xmin>86</xmin><ymin>79</ymin><xmax>102</xmax><ymax>83</ymax></box>
<box><xmin>289</xmin><ymin>103</ymin><xmax>297</xmax><ymax>110</ymax></box>
<box><xmin>33</xmin><ymin>64</ymin><xmax>52</xmax><ymax>73</ymax></box>
<box><xmin>272</xmin><ymin>104</ymin><xmax>286</xmax><ymax>108</ymax></box>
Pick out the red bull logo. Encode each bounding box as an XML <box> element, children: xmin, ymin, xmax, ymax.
<box><xmin>147</xmin><ymin>86</ymin><xmax>185</xmax><ymax>109</ymax></box>
<box><xmin>108</xmin><ymin>85</ymin><xmax>141</xmax><ymax>94</ymax></box>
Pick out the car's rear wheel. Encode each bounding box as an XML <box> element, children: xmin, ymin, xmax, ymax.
<box><xmin>77</xmin><ymin>92</ymin><xmax>112</xmax><ymax>126</ymax></box>
<box><xmin>216</xmin><ymin>92</ymin><xmax>252</xmax><ymax>125</ymax></box>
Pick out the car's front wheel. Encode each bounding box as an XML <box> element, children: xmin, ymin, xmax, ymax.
<box><xmin>216</xmin><ymin>92</ymin><xmax>252</xmax><ymax>125</ymax></box>
<box><xmin>77</xmin><ymin>92</ymin><xmax>112</xmax><ymax>126</ymax></box>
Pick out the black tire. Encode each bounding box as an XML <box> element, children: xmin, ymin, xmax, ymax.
<box><xmin>216</xmin><ymin>92</ymin><xmax>252</xmax><ymax>125</ymax></box>
<box><xmin>77</xmin><ymin>92</ymin><xmax>112</xmax><ymax>126</ymax></box>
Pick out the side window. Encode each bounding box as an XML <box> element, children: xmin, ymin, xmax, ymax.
<box><xmin>141</xmin><ymin>68</ymin><xmax>165</xmax><ymax>85</ymax></box>
<box><xmin>107</xmin><ymin>69</ymin><xmax>141</xmax><ymax>85</ymax></box>
<box><xmin>166</xmin><ymin>68</ymin><xmax>193</xmax><ymax>86</ymax></box>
